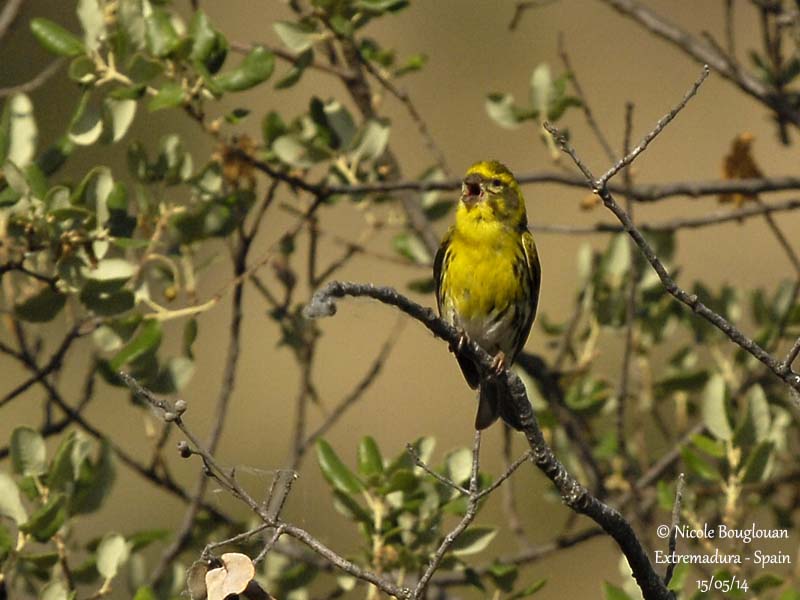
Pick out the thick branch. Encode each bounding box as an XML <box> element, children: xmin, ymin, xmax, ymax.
<box><xmin>305</xmin><ymin>281</ymin><xmax>671</xmax><ymax>600</ymax></box>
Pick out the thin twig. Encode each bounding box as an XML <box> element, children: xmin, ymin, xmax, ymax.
<box><xmin>599</xmin><ymin>0</ymin><xmax>800</xmax><ymax>129</ymax></box>
<box><xmin>298</xmin><ymin>319</ymin><xmax>403</xmax><ymax>454</ymax></box>
<box><xmin>530</xmin><ymin>197</ymin><xmax>800</xmax><ymax>234</ymax></box>
<box><xmin>479</xmin><ymin>445</ymin><xmax>532</xmax><ymax>500</ymax></box>
<box><xmin>0</xmin><ymin>59</ymin><xmax>64</xmax><ymax>97</ymax></box>
<box><xmin>122</xmin><ymin>372</ymin><xmax>413</xmax><ymax>599</ymax></box>
<box><xmin>544</xmin><ymin>68</ymin><xmax>800</xmax><ymax>397</ymax></box>
<box><xmin>148</xmin><ymin>237</ymin><xmax>248</xmax><ymax>585</ymax></box>
<box><xmin>558</xmin><ymin>33</ymin><xmax>617</xmax><ymax>163</ymax></box>
<box><xmin>357</xmin><ymin>53</ymin><xmax>450</xmax><ymax>176</ymax></box>
<box><xmin>663</xmin><ymin>473</ymin><xmax>685</xmax><ymax>585</ymax></box>
<box><xmin>508</xmin><ymin>0</ymin><xmax>558</xmax><ymax>30</ymax></box>
<box><xmin>415</xmin><ymin>432</ymin><xmax>482</xmax><ymax>598</ymax></box>
<box><xmin>305</xmin><ymin>281</ymin><xmax>672</xmax><ymax>599</ymax></box>
<box><xmin>597</xmin><ymin>66</ymin><xmax>710</xmax><ymax>187</ymax></box>
<box><xmin>0</xmin><ymin>0</ymin><xmax>23</xmax><ymax>41</ymax></box>
<box><xmin>616</xmin><ymin>102</ymin><xmax>636</xmax><ymax>459</ymax></box>
<box><xmin>407</xmin><ymin>443</ymin><xmax>468</xmax><ymax>496</ymax></box>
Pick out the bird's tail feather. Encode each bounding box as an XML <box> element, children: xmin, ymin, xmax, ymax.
<box><xmin>475</xmin><ymin>378</ymin><xmax>523</xmax><ymax>431</ymax></box>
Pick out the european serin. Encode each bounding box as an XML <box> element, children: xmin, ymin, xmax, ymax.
<box><xmin>434</xmin><ymin>160</ymin><xmax>541</xmax><ymax>430</ymax></box>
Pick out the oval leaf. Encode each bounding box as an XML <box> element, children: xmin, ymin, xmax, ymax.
<box><xmin>450</xmin><ymin>526</ymin><xmax>496</xmax><ymax>556</ymax></box>
<box><xmin>0</xmin><ymin>472</ymin><xmax>28</xmax><ymax>524</ymax></box>
<box><xmin>357</xmin><ymin>436</ymin><xmax>383</xmax><ymax>478</ymax></box>
<box><xmin>214</xmin><ymin>46</ymin><xmax>274</xmax><ymax>92</ymax></box>
<box><xmin>316</xmin><ymin>439</ymin><xmax>363</xmax><ymax>494</ymax></box>
<box><xmin>702</xmin><ymin>373</ymin><xmax>732</xmax><ymax>440</ymax></box>
<box><xmin>11</xmin><ymin>426</ymin><xmax>46</xmax><ymax>476</ymax></box>
<box><xmin>97</xmin><ymin>532</ymin><xmax>130</xmax><ymax>580</ymax></box>
<box><xmin>30</xmin><ymin>18</ymin><xmax>86</xmax><ymax>57</ymax></box>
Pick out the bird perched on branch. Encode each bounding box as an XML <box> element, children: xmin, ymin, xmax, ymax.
<box><xmin>434</xmin><ymin>160</ymin><xmax>541</xmax><ymax>430</ymax></box>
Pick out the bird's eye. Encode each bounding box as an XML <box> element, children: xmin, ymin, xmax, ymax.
<box><xmin>491</xmin><ymin>178</ymin><xmax>502</xmax><ymax>188</ymax></box>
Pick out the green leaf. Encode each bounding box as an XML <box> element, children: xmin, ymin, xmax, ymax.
<box><xmin>740</xmin><ymin>441</ymin><xmax>773</xmax><ymax>483</ymax></box>
<box><xmin>357</xmin><ymin>436</ymin><xmax>383</xmax><ymax>478</ymax></box>
<box><xmin>21</xmin><ymin>493</ymin><xmax>67</xmax><ymax>542</ymax></box>
<box><xmin>316</xmin><ymin>439</ymin><xmax>363</xmax><ymax>494</ymax></box>
<box><xmin>132</xmin><ymin>586</ymin><xmax>157</xmax><ymax>600</ymax></box>
<box><xmin>69</xmin><ymin>92</ymin><xmax>103</xmax><ymax>146</ymax></box>
<box><xmin>751</xmin><ymin>573</ymin><xmax>784</xmax><ymax>593</ymax></box>
<box><xmin>69</xmin><ymin>440</ymin><xmax>115</xmax><ymax>515</ymax></box>
<box><xmin>77</xmin><ymin>0</ymin><xmax>106</xmax><ymax>53</ymax></box>
<box><xmin>275</xmin><ymin>48</ymin><xmax>313</xmax><ymax>89</ymax></box>
<box><xmin>183</xmin><ymin>318</ymin><xmax>198</xmax><ymax>358</ymax></box>
<box><xmin>48</xmin><ymin>431</ymin><xmax>78</xmax><ymax>492</ymax></box>
<box><xmin>104</xmin><ymin>98</ymin><xmax>137</xmax><ymax>142</ymax></box>
<box><xmin>530</xmin><ymin>63</ymin><xmax>553</xmax><ymax>114</ymax></box>
<box><xmin>392</xmin><ymin>232</ymin><xmax>431</xmax><ymax>264</ymax></box>
<box><xmin>148</xmin><ymin>82</ymin><xmax>184</xmax><ymax>111</ymax></box>
<box><xmin>273</xmin><ymin>21</ymin><xmax>318</xmax><ymax>53</ymax></box>
<box><xmin>80</xmin><ymin>282</ymin><xmax>135</xmax><ymax>316</ymax></box>
<box><xmin>449</xmin><ymin>526</ymin><xmax>496</xmax><ymax>556</ymax></box>
<box><xmin>702</xmin><ymin>373</ymin><xmax>732</xmax><ymax>440</ymax></box>
<box><xmin>110</xmin><ymin>319</ymin><xmax>162</xmax><ymax>371</ymax></box>
<box><xmin>30</xmin><ymin>18</ymin><xmax>86</xmax><ymax>57</ymax></box>
<box><xmin>507</xmin><ymin>579</ymin><xmax>547</xmax><ymax>599</ymax></box>
<box><xmin>214</xmin><ymin>46</ymin><xmax>275</xmax><ymax>92</ymax></box>
<box><xmin>666</xmin><ymin>562</ymin><xmax>690</xmax><ymax>591</ymax></box>
<box><xmin>0</xmin><ymin>472</ymin><xmax>28</xmax><ymax>524</ymax></box>
<box><xmin>331</xmin><ymin>489</ymin><xmax>371</xmax><ymax>523</ymax></box>
<box><xmin>486</xmin><ymin>562</ymin><xmax>518</xmax><ymax>592</ymax></box>
<box><xmin>603</xmin><ymin>582</ymin><xmax>633</xmax><ymax>600</ymax></box>
<box><xmin>40</xmin><ymin>580</ymin><xmax>71</xmax><ymax>600</ymax></box>
<box><xmin>350</xmin><ymin>119</ymin><xmax>390</xmax><ymax>162</ymax></box>
<box><xmin>486</xmin><ymin>93</ymin><xmax>522</xmax><ymax>129</ymax></box>
<box><xmin>11</xmin><ymin>427</ymin><xmax>46</xmax><ymax>476</ymax></box>
<box><xmin>189</xmin><ymin>10</ymin><xmax>228</xmax><ymax>73</ymax></box>
<box><xmin>97</xmin><ymin>532</ymin><xmax>130</xmax><ymax>580</ymax></box>
<box><xmin>383</xmin><ymin>468</ymin><xmax>416</xmax><ymax>493</ymax></box>
<box><xmin>6</xmin><ymin>94</ymin><xmax>37</xmax><ymax>167</ymax></box>
<box><xmin>14</xmin><ymin>286</ymin><xmax>66</xmax><ymax>323</ymax></box>
<box><xmin>145</xmin><ymin>8</ymin><xmax>180</xmax><ymax>57</ymax></box>
<box><xmin>0</xmin><ymin>523</ymin><xmax>11</xmax><ymax>563</ymax></box>
<box><xmin>746</xmin><ymin>384</ymin><xmax>771</xmax><ymax>442</ymax></box>
<box><xmin>445</xmin><ymin>448</ymin><xmax>472</xmax><ymax>486</ymax></box>
<box><xmin>680</xmin><ymin>447</ymin><xmax>719</xmax><ymax>481</ymax></box>
<box><xmin>407</xmin><ymin>277</ymin><xmax>435</xmax><ymax>294</ymax></box>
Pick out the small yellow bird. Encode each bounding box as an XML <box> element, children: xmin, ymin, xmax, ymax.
<box><xmin>434</xmin><ymin>160</ymin><xmax>541</xmax><ymax>430</ymax></box>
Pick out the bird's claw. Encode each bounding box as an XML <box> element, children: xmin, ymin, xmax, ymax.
<box><xmin>490</xmin><ymin>352</ymin><xmax>507</xmax><ymax>377</ymax></box>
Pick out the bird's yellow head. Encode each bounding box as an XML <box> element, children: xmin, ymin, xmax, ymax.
<box><xmin>457</xmin><ymin>160</ymin><xmax>527</xmax><ymax>228</ymax></box>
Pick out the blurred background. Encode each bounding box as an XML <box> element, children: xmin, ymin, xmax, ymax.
<box><xmin>2</xmin><ymin>1</ymin><xmax>799</xmax><ymax>598</ymax></box>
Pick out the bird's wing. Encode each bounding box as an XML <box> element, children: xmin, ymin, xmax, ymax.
<box><xmin>515</xmin><ymin>229</ymin><xmax>541</xmax><ymax>355</ymax></box>
<box><xmin>433</xmin><ymin>229</ymin><xmax>452</xmax><ymax>314</ymax></box>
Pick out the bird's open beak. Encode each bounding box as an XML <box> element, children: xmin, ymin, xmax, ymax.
<box><xmin>461</xmin><ymin>178</ymin><xmax>482</xmax><ymax>209</ymax></box>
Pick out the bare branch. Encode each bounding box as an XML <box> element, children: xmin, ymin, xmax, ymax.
<box><xmin>544</xmin><ymin>68</ymin><xmax>800</xmax><ymax>397</ymax></box>
<box><xmin>558</xmin><ymin>33</ymin><xmax>617</xmax><ymax>163</ymax></box>
<box><xmin>0</xmin><ymin>59</ymin><xmax>64</xmax><ymax>98</ymax></box>
<box><xmin>0</xmin><ymin>0</ymin><xmax>23</xmax><ymax>41</ymax></box>
<box><xmin>597</xmin><ymin>66</ymin><xmax>710</xmax><ymax>187</ymax></box>
<box><xmin>122</xmin><ymin>372</ymin><xmax>413</xmax><ymax>599</ymax></box>
<box><xmin>415</xmin><ymin>432</ymin><xmax>482</xmax><ymax>598</ymax></box>
<box><xmin>406</xmin><ymin>443</ymin><xmax>469</xmax><ymax>497</ymax></box>
<box><xmin>663</xmin><ymin>473</ymin><xmax>685</xmax><ymax>585</ymax></box>
<box><xmin>305</xmin><ymin>281</ymin><xmax>672</xmax><ymax>600</ymax></box>
<box><xmin>599</xmin><ymin>0</ymin><xmax>800</xmax><ymax>129</ymax></box>
<box><xmin>531</xmin><ymin>197</ymin><xmax>800</xmax><ymax>234</ymax></box>
<box><xmin>149</xmin><ymin>238</ymin><xmax>248</xmax><ymax>585</ymax></box>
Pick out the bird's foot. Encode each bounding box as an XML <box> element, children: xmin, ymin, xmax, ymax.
<box><xmin>450</xmin><ymin>331</ymin><xmax>469</xmax><ymax>355</ymax></box>
<box><xmin>490</xmin><ymin>351</ymin><xmax>507</xmax><ymax>377</ymax></box>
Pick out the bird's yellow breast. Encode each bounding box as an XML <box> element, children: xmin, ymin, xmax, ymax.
<box><xmin>441</xmin><ymin>211</ymin><xmax>527</xmax><ymax>344</ymax></box>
